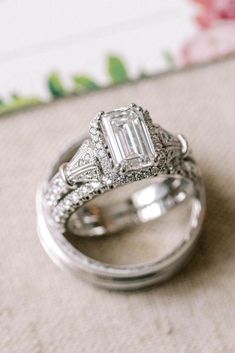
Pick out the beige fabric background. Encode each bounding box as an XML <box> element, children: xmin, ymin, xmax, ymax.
<box><xmin>1</xmin><ymin>58</ymin><xmax>235</xmax><ymax>353</ymax></box>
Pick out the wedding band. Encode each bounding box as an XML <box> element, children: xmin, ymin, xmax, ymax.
<box><xmin>36</xmin><ymin>103</ymin><xmax>205</xmax><ymax>289</ymax></box>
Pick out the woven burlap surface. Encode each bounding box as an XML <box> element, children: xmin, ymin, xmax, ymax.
<box><xmin>0</xmin><ymin>58</ymin><xmax>235</xmax><ymax>353</ymax></box>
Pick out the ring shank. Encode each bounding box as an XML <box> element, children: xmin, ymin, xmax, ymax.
<box><xmin>67</xmin><ymin>176</ymin><xmax>194</xmax><ymax>236</ymax></box>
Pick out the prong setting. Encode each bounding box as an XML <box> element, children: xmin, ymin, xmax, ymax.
<box><xmin>177</xmin><ymin>134</ymin><xmax>189</xmax><ymax>156</ymax></box>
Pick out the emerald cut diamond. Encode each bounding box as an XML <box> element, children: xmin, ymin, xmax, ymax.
<box><xmin>101</xmin><ymin>107</ymin><xmax>155</xmax><ymax>171</ymax></box>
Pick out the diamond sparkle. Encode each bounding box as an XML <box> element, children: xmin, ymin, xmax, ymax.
<box><xmin>101</xmin><ymin>107</ymin><xmax>155</xmax><ymax>171</ymax></box>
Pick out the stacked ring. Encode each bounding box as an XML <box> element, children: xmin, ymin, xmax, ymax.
<box><xmin>36</xmin><ymin>103</ymin><xmax>205</xmax><ymax>290</ymax></box>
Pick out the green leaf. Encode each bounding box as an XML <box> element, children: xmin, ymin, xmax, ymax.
<box><xmin>11</xmin><ymin>92</ymin><xmax>20</xmax><ymax>100</ymax></box>
<box><xmin>162</xmin><ymin>50</ymin><xmax>175</xmax><ymax>67</ymax></box>
<box><xmin>47</xmin><ymin>72</ymin><xmax>66</xmax><ymax>98</ymax></box>
<box><xmin>0</xmin><ymin>96</ymin><xmax>41</xmax><ymax>115</ymax></box>
<box><xmin>73</xmin><ymin>75</ymin><xmax>99</xmax><ymax>93</ymax></box>
<box><xmin>107</xmin><ymin>55</ymin><xmax>128</xmax><ymax>84</ymax></box>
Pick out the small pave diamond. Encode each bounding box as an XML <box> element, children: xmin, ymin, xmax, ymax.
<box><xmin>101</xmin><ymin>107</ymin><xmax>155</xmax><ymax>171</ymax></box>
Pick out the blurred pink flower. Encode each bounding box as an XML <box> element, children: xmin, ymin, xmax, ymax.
<box><xmin>194</xmin><ymin>0</ymin><xmax>235</xmax><ymax>27</ymax></box>
<box><xmin>182</xmin><ymin>21</ymin><xmax>235</xmax><ymax>64</ymax></box>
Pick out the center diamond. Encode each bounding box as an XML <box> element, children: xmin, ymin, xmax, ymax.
<box><xmin>101</xmin><ymin>107</ymin><xmax>155</xmax><ymax>171</ymax></box>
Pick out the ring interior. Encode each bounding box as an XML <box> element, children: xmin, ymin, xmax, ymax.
<box><xmin>67</xmin><ymin>176</ymin><xmax>195</xmax><ymax>237</ymax></box>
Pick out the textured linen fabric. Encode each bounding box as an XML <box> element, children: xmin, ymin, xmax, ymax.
<box><xmin>0</xmin><ymin>58</ymin><xmax>235</xmax><ymax>353</ymax></box>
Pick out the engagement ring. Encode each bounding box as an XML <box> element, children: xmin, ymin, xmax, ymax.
<box><xmin>36</xmin><ymin>103</ymin><xmax>205</xmax><ymax>290</ymax></box>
